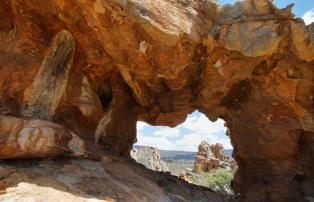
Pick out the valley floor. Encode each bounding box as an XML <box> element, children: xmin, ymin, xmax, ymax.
<box><xmin>165</xmin><ymin>160</ymin><xmax>234</xmax><ymax>197</ymax></box>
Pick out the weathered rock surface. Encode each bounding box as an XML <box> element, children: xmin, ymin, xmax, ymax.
<box><xmin>194</xmin><ymin>141</ymin><xmax>235</xmax><ymax>174</ymax></box>
<box><xmin>0</xmin><ymin>158</ymin><xmax>223</xmax><ymax>202</ymax></box>
<box><xmin>0</xmin><ymin>0</ymin><xmax>313</xmax><ymax>201</ymax></box>
<box><xmin>22</xmin><ymin>30</ymin><xmax>75</xmax><ymax>120</ymax></box>
<box><xmin>0</xmin><ymin>115</ymin><xmax>87</xmax><ymax>159</ymax></box>
<box><xmin>131</xmin><ymin>146</ymin><xmax>169</xmax><ymax>172</ymax></box>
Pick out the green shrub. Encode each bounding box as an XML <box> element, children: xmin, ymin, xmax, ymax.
<box><xmin>204</xmin><ymin>168</ymin><xmax>233</xmax><ymax>188</ymax></box>
<box><xmin>185</xmin><ymin>168</ymin><xmax>233</xmax><ymax>191</ymax></box>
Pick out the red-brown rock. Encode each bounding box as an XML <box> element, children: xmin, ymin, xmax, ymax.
<box><xmin>0</xmin><ymin>0</ymin><xmax>313</xmax><ymax>201</ymax></box>
<box><xmin>0</xmin><ymin>115</ymin><xmax>87</xmax><ymax>159</ymax></box>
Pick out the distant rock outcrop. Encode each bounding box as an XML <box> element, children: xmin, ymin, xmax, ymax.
<box><xmin>194</xmin><ymin>141</ymin><xmax>236</xmax><ymax>174</ymax></box>
<box><xmin>131</xmin><ymin>146</ymin><xmax>169</xmax><ymax>172</ymax></box>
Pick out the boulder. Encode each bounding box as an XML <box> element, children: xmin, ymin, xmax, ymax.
<box><xmin>131</xmin><ymin>146</ymin><xmax>169</xmax><ymax>172</ymax></box>
<box><xmin>0</xmin><ymin>115</ymin><xmax>87</xmax><ymax>159</ymax></box>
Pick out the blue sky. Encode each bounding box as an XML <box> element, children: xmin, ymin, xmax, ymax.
<box><xmin>135</xmin><ymin>0</ymin><xmax>314</xmax><ymax>152</ymax></box>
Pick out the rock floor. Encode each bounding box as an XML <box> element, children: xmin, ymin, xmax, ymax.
<box><xmin>0</xmin><ymin>157</ymin><xmax>224</xmax><ymax>202</ymax></box>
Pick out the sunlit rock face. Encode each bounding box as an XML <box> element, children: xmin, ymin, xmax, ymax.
<box><xmin>131</xmin><ymin>146</ymin><xmax>169</xmax><ymax>172</ymax></box>
<box><xmin>0</xmin><ymin>0</ymin><xmax>314</xmax><ymax>201</ymax></box>
<box><xmin>194</xmin><ymin>141</ymin><xmax>235</xmax><ymax>174</ymax></box>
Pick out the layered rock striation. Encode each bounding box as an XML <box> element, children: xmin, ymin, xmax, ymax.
<box><xmin>0</xmin><ymin>0</ymin><xmax>313</xmax><ymax>201</ymax></box>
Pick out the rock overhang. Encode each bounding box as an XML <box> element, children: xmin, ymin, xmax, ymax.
<box><xmin>0</xmin><ymin>0</ymin><xmax>314</xmax><ymax>201</ymax></box>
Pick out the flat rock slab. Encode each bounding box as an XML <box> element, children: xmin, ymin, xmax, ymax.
<box><xmin>0</xmin><ymin>158</ymin><xmax>225</xmax><ymax>202</ymax></box>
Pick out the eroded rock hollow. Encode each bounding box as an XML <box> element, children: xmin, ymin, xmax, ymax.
<box><xmin>0</xmin><ymin>0</ymin><xmax>313</xmax><ymax>201</ymax></box>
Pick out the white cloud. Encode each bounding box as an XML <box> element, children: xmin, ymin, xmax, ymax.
<box><xmin>178</xmin><ymin>113</ymin><xmax>226</xmax><ymax>135</ymax></box>
<box><xmin>137</xmin><ymin>121</ymin><xmax>149</xmax><ymax>131</ymax></box>
<box><xmin>135</xmin><ymin>112</ymin><xmax>232</xmax><ymax>151</ymax></box>
<box><xmin>135</xmin><ymin>132</ymin><xmax>178</xmax><ymax>150</ymax></box>
<box><xmin>175</xmin><ymin>131</ymin><xmax>232</xmax><ymax>152</ymax></box>
<box><xmin>135</xmin><ymin>124</ymin><xmax>178</xmax><ymax>150</ymax></box>
<box><xmin>176</xmin><ymin>113</ymin><xmax>231</xmax><ymax>151</ymax></box>
<box><xmin>175</xmin><ymin>133</ymin><xmax>204</xmax><ymax>151</ymax></box>
<box><xmin>302</xmin><ymin>8</ymin><xmax>314</xmax><ymax>25</ymax></box>
<box><xmin>153</xmin><ymin>127</ymin><xmax>180</xmax><ymax>138</ymax></box>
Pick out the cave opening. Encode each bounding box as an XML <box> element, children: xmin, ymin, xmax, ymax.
<box><xmin>98</xmin><ymin>82</ymin><xmax>112</xmax><ymax>111</ymax></box>
<box><xmin>131</xmin><ymin>111</ymin><xmax>237</xmax><ymax>197</ymax></box>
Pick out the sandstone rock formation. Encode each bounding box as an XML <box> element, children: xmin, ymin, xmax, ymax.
<box><xmin>0</xmin><ymin>0</ymin><xmax>313</xmax><ymax>201</ymax></box>
<box><xmin>194</xmin><ymin>141</ymin><xmax>235</xmax><ymax>174</ymax></box>
<box><xmin>0</xmin><ymin>115</ymin><xmax>87</xmax><ymax>159</ymax></box>
<box><xmin>131</xmin><ymin>146</ymin><xmax>169</xmax><ymax>172</ymax></box>
<box><xmin>0</xmin><ymin>158</ymin><xmax>223</xmax><ymax>202</ymax></box>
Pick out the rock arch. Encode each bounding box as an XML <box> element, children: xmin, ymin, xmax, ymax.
<box><xmin>0</xmin><ymin>0</ymin><xmax>313</xmax><ymax>201</ymax></box>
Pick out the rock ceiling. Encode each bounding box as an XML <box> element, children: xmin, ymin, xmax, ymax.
<box><xmin>0</xmin><ymin>0</ymin><xmax>313</xmax><ymax>201</ymax></box>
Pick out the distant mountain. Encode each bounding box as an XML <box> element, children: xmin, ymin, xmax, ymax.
<box><xmin>133</xmin><ymin>145</ymin><xmax>233</xmax><ymax>161</ymax></box>
<box><xmin>159</xmin><ymin>150</ymin><xmax>197</xmax><ymax>161</ymax></box>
